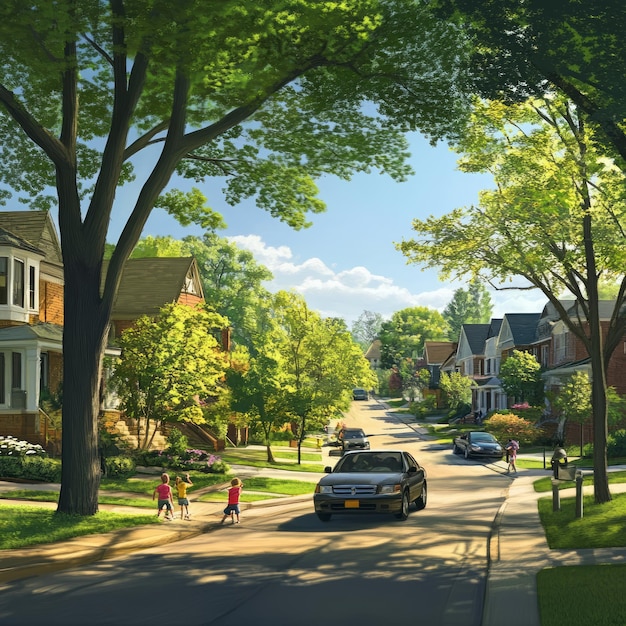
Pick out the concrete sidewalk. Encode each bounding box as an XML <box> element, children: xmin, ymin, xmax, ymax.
<box><xmin>482</xmin><ymin>469</ymin><xmax>626</xmax><ymax>626</ymax></box>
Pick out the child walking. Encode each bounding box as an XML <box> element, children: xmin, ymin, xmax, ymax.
<box><xmin>221</xmin><ymin>477</ymin><xmax>243</xmax><ymax>525</ymax></box>
<box><xmin>153</xmin><ymin>472</ymin><xmax>174</xmax><ymax>520</ymax></box>
<box><xmin>175</xmin><ymin>473</ymin><xmax>193</xmax><ymax>520</ymax></box>
<box><xmin>506</xmin><ymin>439</ymin><xmax>519</xmax><ymax>474</ymax></box>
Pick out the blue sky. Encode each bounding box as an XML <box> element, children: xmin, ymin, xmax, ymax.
<box><xmin>110</xmin><ymin>131</ymin><xmax>547</xmax><ymax>326</ymax></box>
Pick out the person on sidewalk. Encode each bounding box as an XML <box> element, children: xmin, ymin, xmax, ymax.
<box><xmin>505</xmin><ymin>439</ymin><xmax>519</xmax><ymax>474</ymax></box>
<box><xmin>175</xmin><ymin>473</ymin><xmax>193</xmax><ymax>520</ymax></box>
<box><xmin>153</xmin><ymin>472</ymin><xmax>174</xmax><ymax>520</ymax></box>
<box><xmin>221</xmin><ymin>477</ymin><xmax>244</xmax><ymax>525</ymax></box>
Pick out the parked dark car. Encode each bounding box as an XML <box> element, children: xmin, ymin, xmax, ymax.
<box><xmin>336</xmin><ymin>427</ymin><xmax>370</xmax><ymax>451</ymax></box>
<box><xmin>352</xmin><ymin>388</ymin><xmax>369</xmax><ymax>400</ymax></box>
<box><xmin>314</xmin><ymin>449</ymin><xmax>427</xmax><ymax>522</ymax></box>
<box><xmin>453</xmin><ymin>431</ymin><xmax>504</xmax><ymax>460</ymax></box>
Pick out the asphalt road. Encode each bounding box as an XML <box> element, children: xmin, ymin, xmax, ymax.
<box><xmin>0</xmin><ymin>400</ymin><xmax>510</xmax><ymax>626</ymax></box>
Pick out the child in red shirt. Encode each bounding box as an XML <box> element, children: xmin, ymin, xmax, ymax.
<box><xmin>153</xmin><ymin>472</ymin><xmax>174</xmax><ymax>520</ymax></box>
<box><xmin>220</xmin><ymin>477</ymin><xmax>243</xmax><ymax>525</ymax></box>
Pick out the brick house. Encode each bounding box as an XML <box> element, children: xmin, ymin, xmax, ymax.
<box><xmin>0</xmin><ymin>210</ymin><xmax>207</xmax><ymax>452</ymax></box>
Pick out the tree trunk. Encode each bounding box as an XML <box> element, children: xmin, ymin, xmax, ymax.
<box><xmin>590</xmin><ymin>342</ymin><xmax>611</xmax><ymax>504</ymax></box>
<box><xmin>57</xmin><ymin>262</ymin><xmax>110</xmax><ymax>515</ymax></box>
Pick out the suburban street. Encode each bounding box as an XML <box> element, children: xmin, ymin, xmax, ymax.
<box><xmin>0</xmin><ymin>400</ymin><xmax>512</xmax><ymax>625</ymax></box>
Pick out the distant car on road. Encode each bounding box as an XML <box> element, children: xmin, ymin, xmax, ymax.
<box><xmin>314</xmin><ymin>449</ymin><xmax>427</xmax><ymax>522</ymax></box>
<box><xmin>352</xmin><ymin>388</ymin><xmax>369</xmax><ymax>400</ymax></box>
<box><xmin>453</xmin><ymin>431</ymin><xmax>504</xmax><ymax>460</ymax></box>
<box><xmin>336</xmin><ymin>427</ymin><xmax>370</xmax><ymax>451</ymax></box>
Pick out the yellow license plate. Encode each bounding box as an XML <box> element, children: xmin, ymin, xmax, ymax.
<box><xmin>345</xmin><ymin>500</ymin><xmax>359</xmax><ymax>509</ymax></box>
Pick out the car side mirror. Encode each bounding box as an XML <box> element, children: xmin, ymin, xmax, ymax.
<box><xmin>407</xmin><ymin>466</ymin><xmax>417</xmax><ymax>473</ymax></box>
<box><xmin>324</xmin><ymin>466</ymin><xmax>332</xmax><ymax>473</ymax></box>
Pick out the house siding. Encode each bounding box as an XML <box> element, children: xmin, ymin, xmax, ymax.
<box><xmin>38</xmin><ymin>280</ymin><xmax>64</xmax><ymax>325</ymax></box>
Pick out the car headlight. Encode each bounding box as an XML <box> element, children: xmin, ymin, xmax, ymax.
<box><xmin>315</xmin><ymin>485</ymin><xmax>333</xmax><ymax>494</ymax></box>
<box><xmin>378</xmin><ymin>484</ymin><xmax>401</xmax><ymax>494</ymax></box>
<box><xmin>470</xmin><ymin>444</ymin><xmax>482</xmax><ymax>451</ymax></box>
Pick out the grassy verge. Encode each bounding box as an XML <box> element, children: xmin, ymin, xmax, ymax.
<box><xmin>0</xmin><ymin>490</ymin><xmax>154</xmax><ymax>508</ymax></box>
<box><xmin>197</xmin><ymin>477</ymin><xmax>315</xmax><ymax>502</ymax></box>
<box><xmin>538</xmin><ymin>564</ymin><xmax>626</xmax><ymax>626</ymax></box>
<box><xmin>219</xmin><ymin>447</ymin><xmax>323</xmax><ymax>472</ymax></box>
<box><xmin>0</xmin><ymin>505</ymin><xmax>158</xmax><ymax>550</ymax></box>
<box><xmin>538</xmin><ymin>492</ymin><xmax>626</xmax><ymax>549</ymax></box>
<box><xmin>534</xmin><ymin>469</ymin><xmax>626</xmax><ymax>493</ymax></box>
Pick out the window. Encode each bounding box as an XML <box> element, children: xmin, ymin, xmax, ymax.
<box><xmin>29</xmin><ymin>265</ymin><xmax>36</xmax><ymax>309</ymax></box>
<box><xmin>12</xmin><ymin>352</ymin><xmax>21</xmax><ymax>389</ymax></box>
<box><xmin>40</xmin><ymin>352</ymin><xmax>49</xmax><ymax>392</ymax></box>
<box><xmin>12</xmin><ymin>259</ymin><xmax>24</xmax><ymax>307</ymax></box>
<box><xmin>0</xmin><ymin>257</ymin><xmax>7</xmax><ymax>305</ymax></box>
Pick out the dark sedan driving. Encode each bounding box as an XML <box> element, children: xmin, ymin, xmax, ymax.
<box><xmin>314</xmin><ymin>450</ymin><xmax>427</xmax><ymax>522</ymax></box>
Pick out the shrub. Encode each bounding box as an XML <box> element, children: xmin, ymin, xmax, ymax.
<box><xmin>0</xmin><ymin>455</ymin><xmax>61</xmax><ymax>482</ymax></box>
<box><xmin>484</xmin><ymin>412</ymin><xmax>536</xmax><ymax>444</ymax></box>
<box><xmin>607</xmin><ymin>430</ymin><xmax>626</xmax><ymax>458</ymax></box>
<box><xmin>21</xmin><ymin>456</ymin><xmax>61</xmax><ymax>482</ymax></box>
<box><xmin>104</xmin><ymin>455</ymin><xmax>136</xmax><ymax>478</ymax></box>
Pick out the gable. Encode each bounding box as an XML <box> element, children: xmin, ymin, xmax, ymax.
<box><xmin>103</xmin><ymin>257</ymin><xmax>204</xmax><ymax>319</ymax></box>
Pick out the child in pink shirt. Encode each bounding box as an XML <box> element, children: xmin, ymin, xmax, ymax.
<box><xmin>153</xmin><ymin>472</ymin><xmax>174</xmax><ymax>520</ymax></box>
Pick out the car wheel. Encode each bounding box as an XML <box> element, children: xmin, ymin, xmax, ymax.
<box><xmin>453</xmin><ymin>444</ymin><xmax>459</xmax><ymax>454</ymax></box>
<box><xmin>394</xmin><ymin>491</ymin><xmax>410</xmax><ymax>521</ymax></box>
<box><xmin>464</xmin><ymin>448</ymin><xmax>470</xmax><ymax>460</ymax></box>
<box><xmin>414</xmin><ymin>482</ymin><xmax>427</xmax><ymax>510</ymax></box>
<box><xmin>317</xmin><ymin>513</ymin><xmax>331</xmax><ymax>522</ymax></box>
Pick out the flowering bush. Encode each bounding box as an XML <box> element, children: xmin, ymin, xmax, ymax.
<box><xmin>0</xmin><ymin>436</ymin><xmax>46</xmax><ymax>457</ymax></box>
<box><xmin>138</xmin><ymin>447</ymin><xmax>229</xmax><ymax>473</ymax></box>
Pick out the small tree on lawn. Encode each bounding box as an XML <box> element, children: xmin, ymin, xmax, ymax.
<box><xmin>498</xmin><ymin>350</ymin><xmax>544</xmax><ymax>406</ymax></box>
<box><xmin>112</xmin><ymin>303</ymin><xmax>230</xmax><ymax>449</ymax></box>
<box><xmin>552</xmin><ymin>371</ymin><xmax>592</xmax><ymax>454</ymax></box>
<box><xmin>439</xmin><ymin>371</ymin><xmax>474</xmax><ymax>414</ymax></box>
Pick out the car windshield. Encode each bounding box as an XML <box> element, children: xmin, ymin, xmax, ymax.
<box><xmin>344</xmin><ymin>430</ymin><xmax>364</xmax><ymax>439</ymax></box>
<box><xmin>472</xmin><ymin>433</ymin><xmax>497</xmax><ymax>443</ymax></box>
<box><xmin>336</xmin><ymin>452</ymin><xmax>403</xmax><ymax>473</ymax></box>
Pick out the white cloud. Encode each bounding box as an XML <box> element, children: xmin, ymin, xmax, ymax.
<box><xmin>229</xmin><ymin>235</ymin><xmax>548</xmax><ymax>325</ymax></box>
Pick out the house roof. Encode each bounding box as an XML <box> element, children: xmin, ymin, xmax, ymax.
<box><xmin>0</xmin><ymin>211</ymin><xmax>63</xmax><ymax>269</ymax></box>
<box><xmin>460</xmin><ymin>323</ymin><xmax>498</xmax><ymax>354</ymax></box>
<box><xmin>364</xmin><ymin>338</ymin><xmax>381</xmax><ymax>361</ymax></box>
<box><xmin>0</xmin><ymin>322</ymin><xmax>63</xmax><ymax>345</ymax></box>
<box><xmin>0</xmin><ymin>227</ymin><xmax>44</xmax><ymax>256</ymax></box>
<box><xmin>423</xmin><ymin>341</ymin><xmax>457</xmax><ymax>365</ymax></box>
<box><xmin>103</xmin><ymin>257</ymin><xmax>204</xmax><ymax>319</ymax></box>
<box><xmin>502</xmin><ymin>313</ymin><xmax>541</xmax><ymax>346</ymax></box>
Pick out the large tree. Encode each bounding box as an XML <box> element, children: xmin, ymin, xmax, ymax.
<box><xmin>443</xmin><ymin>280</ymin><xmax>493</xmax><ymax>341</ymax></box>
<box><xmin>398</xmin><ymin>97</ymin><xmax>626</xmax><ymax>503</ymax></box>
<box><xmin>0</xmin><ymin>1</ymin><xmax>472</xmax><ymax>514</ymax></box>
<box><xmin>379</xmin><ymin>306</ymin><xmax>449</xmax><ymax>368</ymax></box>
<box><xmin>436</xmin><ymin>0</ymin><xmax>626</xmax><ymax>166</ymax></box>
<box><xmin>351</xmin><ymin>310</ymin><xmax>386</xmax><ymax>349</ymax></box>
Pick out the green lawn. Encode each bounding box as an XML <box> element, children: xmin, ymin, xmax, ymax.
<box><xmin>218</xmin><ymin>447</ymin><xmax>323</xmax><ymax>472</ymax></box>
<box><xmin>534</xmin><ymin>469</ymin><xmax>626</xmax><ymax>493</ymax></box>
<box><xmin>197</xmin><ymin>476</ymin><xmax>315</xmax><ymax>502</ymax></box>
<box><xmin>0</xmin><ymin>505</ymin><xmax>158</xmax><ymax>550</ymax></box>
<box><xmin>0</xmin><ymin>489</ymin><xmax>154</xmax><ymax>508</ymax></box>
<box><xmin>538</xmin><ymin>492</ymin><xmax>626</xmax><ymax>549</ymax></box>
<box><xmin>538</xmin><ymin>564</ymin><xmax>626</xmax><ymax>626</ymax></box>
